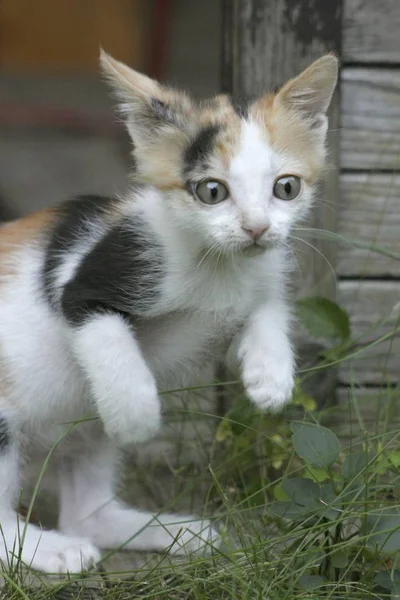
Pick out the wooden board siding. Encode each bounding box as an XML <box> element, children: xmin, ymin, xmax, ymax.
<box><xmin>337</xmin><ymin>173</ymin><xmax>400</xmax><ymax>277</ymax></box>
<box><xmin>330</xmin><ymin>387</ymin><xmax>400</xmax><ymax>440</ymax></box>
<box><xmin>338</xmin><ymin>0</ymin><xmax>400</xmax><ymax>390</ymax></box>
<box><xmin>343</xmin><ymin>0</ymin><xmax>400</xmax><ymax>64</ymax></box>
<box><xmin>338</xmin><ymin>281</ymin><xmax>400</xmax><ymax>384</ymax></box>
<box><xmin>341</xmin><ymin>69</ymin><xmax>400</xmax><ymax>171</ymax></box>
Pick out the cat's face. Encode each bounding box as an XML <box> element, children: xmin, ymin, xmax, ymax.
<box><xmin>101</xmin><ymin>52</ymin><xmax>338</xmax><ymax>255</ymax></box>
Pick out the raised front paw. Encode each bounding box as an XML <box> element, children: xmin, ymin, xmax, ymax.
<box><xmin>103</xmin><ymin>377</ymin><xmax>162</xmax><ymax>446</ymax></box>
<box><xmin>241</xmin><ymin>346</ymin><xmax>295</xmax><ymax>412</ymax></box>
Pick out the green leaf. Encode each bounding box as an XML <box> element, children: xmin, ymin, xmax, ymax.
<box><xmin>281</xmin><ymin>477</ymin><xmax>321</xmax><ymax>508</ymax></box>
<box><xmin>367</xmin><ymin>510</ymin><xmax>400</xmax><ymax>553</ymax></box>
<box><xmin>278</xmin><ymin>478</ymin><xmax>340</xmax><ymax>521</ymax></box>
<box><xmin>273</xmin><ymin>484</ymin><xmax>290</xmax><ymax>501</ymax></box>
<box><xmin>291</xmin><ymin>422</ymin><xmax>340</xmax><ymax>468</ymax></box>
<box><xmin>315</xmin><ymin>482</ymin><xmax>338</xmax><ymax>520</ymax></box>
<box><xmin>296</xmin><ymin>296</ymin><xmax>351</xmax><ymax>342</ymax></box>
<box><xmin>304</xmin><ymin>466</ymin><xmax>330</xmax><ymax>483</ymax></box>
<box><xmin>375</xmin><ymin>571</ymin><xmax>400</xmax><ymax>593</ymax></box>
<box><xmin>297</xmin><ymin>574</ymin><xmax>326</xmax><ymax>591</ymax></box>
<box><xmin>269</xmin><ymin>501</ymin><xmax>313</xmax><ymax>522</ymax></box>
<box><xmin>320</xmin><ymin>482</ymin><xmax>336</xmax><ymax>503</ymax></box>
<box><xmin>388</xmin><ymin>451</ymin><xmax>400</xmax><ymax>468</ymax></box>
<box><xmin>331</xmin><ymin>550</ymin><xmax>349</xmax><ymax>568</ymax></box>
<box><xmin>342</xmin><ymin>450</ymin><xmax>377</xmax><ymax>480</ymax></box>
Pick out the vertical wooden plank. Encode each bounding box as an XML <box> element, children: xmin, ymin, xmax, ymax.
<box><xmin>221</xmin><ymin>0</ymin><xmax>342</xmax><ymax>300</ymax></box>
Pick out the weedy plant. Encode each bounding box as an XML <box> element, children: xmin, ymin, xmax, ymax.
<box><xmin>268</xmin><ymin>420</ymin><xmax>400</xmax><ymax>597</ymax></box>
<box><xmin>208</xmin><ymin>289</ymin><xmax>400</xmax><ymax>599</ymax></box>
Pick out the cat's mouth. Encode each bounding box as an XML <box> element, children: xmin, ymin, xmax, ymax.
<box><xmin>240</xmin><ymin>240</ymin><xmax>271</xmax><ymax>255</ymax></box>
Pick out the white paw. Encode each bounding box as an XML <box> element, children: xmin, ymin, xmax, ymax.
<box><xmin>241</xmin><ymin>346</ymin><xmax>294</xmax><ymax>412</ymax></box>
<box><xmin>3</xmin><ymin>528</ymin><xmax>100</xmax><ymax>574</ymax></box>
<box><xmin>165</xmin><ymin>518</ymin><xmax>221</xmax><ymax>556</ymax></box>
<box><xmin>34</xmin><ymin>539</ymin><xmax>100</xmax><ymax>574</ymax></box>
<box><xmin>103</xmin><ymin>378</ymin><xmax>162</xmax><ymax>446</ymax></box>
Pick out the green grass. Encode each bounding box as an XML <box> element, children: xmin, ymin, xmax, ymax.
<box><xmin>1</xmin><ymin>382</ymin><xmax>400</xmax><ymax>600</ymax></box>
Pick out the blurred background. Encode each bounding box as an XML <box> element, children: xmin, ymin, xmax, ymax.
<box><xmin>0</xmin><ymin>0</ymin><xmax>220</xmax><ymax>220</ymax></box>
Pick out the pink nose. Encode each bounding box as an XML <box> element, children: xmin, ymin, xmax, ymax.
<box><xmin>242</xmin><ymin>225</ymin><xmax>269</xmax><ymax>241</ymax></box>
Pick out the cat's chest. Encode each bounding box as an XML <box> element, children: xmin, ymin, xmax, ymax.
<box><xmin>135</xmin><ymin>251</ymin><xmax>269</xmax><ymax>376</ymax></box>
<box><xmin>161</xmin><ymin>256</ymin><xmax>263</xmax><ymax>316</ymax></box>
<box><xmin>136</xmin><ymin>308</ymin><xmax>243</xmax><ymax>377</ymax></box>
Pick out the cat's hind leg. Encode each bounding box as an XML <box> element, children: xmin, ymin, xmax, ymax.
<box><xmin>0</xmin><ymin>411</ymin><xmax>100</xmax><ymax>574</ymax></box>
<box><xmin>58</xmin><ymin>439</ymin><xmax>220</xmax><ymax>556</ymax></box>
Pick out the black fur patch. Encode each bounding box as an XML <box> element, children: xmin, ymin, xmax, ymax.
<box><xmin>183</xmin><ymin>124</ymin><xmax>220</xmax><ymax>176</ymax></box>
<box><xmin>43</xmin><ymin>195</ymin><xmax>114</xmax><ymax>300</ymax></box>
<box><xmin>61</xmin><ymin>217</ymin><xmax>164</xmax><ymax>326</ymax></box>
<box><xmin>0</xmin><ymin>416</ymin><xmax>10</xmax><ymax>450</ymax></box>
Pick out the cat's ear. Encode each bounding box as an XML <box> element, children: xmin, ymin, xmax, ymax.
<box><xmin>274</xmin><ymin>54</ymin><xmax>338</xmax><ymax>131</ymax></box>
<box><xmin>100</xmin><ymin>49</ymin><xmax>159</xmax><ymax>102</ymax></box>
<box><xmin>100</xmin><ymin>50</ymin><xmax>192</xmax><ymax>136</ymax></box>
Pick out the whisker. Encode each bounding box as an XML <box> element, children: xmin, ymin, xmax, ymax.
<box><xmin>195</xmin><ymin>241</ymin><xmax>220</xmax><ymax>271</ymax></box>
<box><xmin>281</xmin><ymin>240</ymin><xmax>303</xmax><ymax>281</ymax></box>
<box><xmin>214</xmin><ymin>246</ymin><xmax>223</xmax><ymax>274</ymax></box>
<box><xmin>289</xmin><ymin>235</ymin><xmax>338</xmax><ymax>295</ymax></box>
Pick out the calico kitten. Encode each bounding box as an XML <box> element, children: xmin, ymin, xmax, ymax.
<box><xmin>0</xmin><ymin>51</ymin><xmax>338</xmax><ymax>573</ymax></box>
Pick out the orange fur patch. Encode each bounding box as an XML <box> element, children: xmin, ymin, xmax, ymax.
<box><xmin>251</xmin><ymin>96</ymin><xmax>324</xmax><ymax>184</ymax></box>
<box><xmin>133</xmin><ymin>92</ymin><xmax>244</xmax><ymax>190</ymax></box>
<box><xmin>0</xmin><ymin>209</ymin><xmax>56</xmax><ymax>276</ymax></box>
<box><xmin>0</xmin><ymin>210</ymin><xmax>57</xmax><ymax>401</ymax></box>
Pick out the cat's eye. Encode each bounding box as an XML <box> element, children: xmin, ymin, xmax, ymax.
<box><xmin>273</xmin><ymin>175</ymin><xmax>302</xmax><ymax>201</ymax></box>
<box><xmin>193</xmin><ymin>180</ymin><xmax>229</xmax><ymax>205</ymax></box>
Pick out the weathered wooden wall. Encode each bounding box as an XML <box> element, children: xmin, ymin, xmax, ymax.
<box><xmin>337</xmin><ymin>0</ymin><xmax>400</xmax><ymax>404</ymax></box>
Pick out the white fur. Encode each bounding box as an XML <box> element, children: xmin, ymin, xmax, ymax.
<box><xmin>71</xmin><ymin>313</ymin><xmax>161</xmax><ymax>446</ymax></box>
<box><xmin>229</xmin><ymin>121</ymin><xmax>314</xmax><ymax>243</ymax></box>
<box><xmin>236</xmin><ymin>301</ymin><xmax>295</xmax><ymax>410</ymax></box>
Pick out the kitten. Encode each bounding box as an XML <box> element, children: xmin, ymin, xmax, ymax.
<box><xmin>0</xmin><ymin>51</ymin><xmax>337</xmax><ymax>574</ymax></box>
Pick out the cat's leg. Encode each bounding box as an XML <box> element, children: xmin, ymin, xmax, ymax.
<box><xmin>58</xmin><ymin>440</ymin><xmax>220</xmax><ymax>555</ymax></box>
<box><xmin>67</xmin><ymin>313</ymin><xmax>161</xmax><ymax>447</ymax></box>
<box><xmin>0</xmin><ymin>411</ymin><xmax>100</xmax><ymax>574</ymax></box>
<box><xmin>231</xmin><ymin>294</ymin><xmax>295</xmax><ymax>411</ymax></box>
